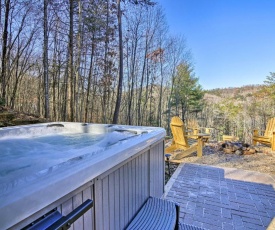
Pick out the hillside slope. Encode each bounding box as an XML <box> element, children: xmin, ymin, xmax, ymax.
<box><xmin>204</xmin><ymin>84</ymin><xmax>263</xmax><ymax>102</ymax></box>
<box><xmin>0</xmin><ymin>106</ymin><xmax>46</xmax><ymax>127</ymax></box>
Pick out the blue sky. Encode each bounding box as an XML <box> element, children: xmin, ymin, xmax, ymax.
<box><xmin>156</xmin><ymin>0</ymin><xmax>275</xmax><ymax>90</ymax></box>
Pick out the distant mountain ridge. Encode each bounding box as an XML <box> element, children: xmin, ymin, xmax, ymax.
<box><xmin>204</xmin><ymin>84</ymin><xmax>264</xmax><ymax>102</ymax></box>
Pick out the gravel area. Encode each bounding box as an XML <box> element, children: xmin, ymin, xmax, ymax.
<box><xmin>165</xmin><ymin>141</ymin><xmax>275</xmax><ymax>183</ymax></box>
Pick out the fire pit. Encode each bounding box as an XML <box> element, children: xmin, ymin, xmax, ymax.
<box><xmin>218</xmin><ymin>141</ymin><xmax>257</xmax><ymax>155</ymax></box>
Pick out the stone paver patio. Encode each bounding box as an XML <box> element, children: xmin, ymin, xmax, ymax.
<box><xmin>163</xmin><ymin>163</ymin><xmax>275</xmax><ymax>230</ymax></box>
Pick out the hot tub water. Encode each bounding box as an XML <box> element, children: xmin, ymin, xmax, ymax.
<box><xmin>0</xmin><ymin>129</ymin><xmax>135</xmax><ymax>190</ymax></box>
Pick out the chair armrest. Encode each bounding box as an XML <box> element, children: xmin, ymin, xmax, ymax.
<box><xmin>267</xmin><ymin>131</ymin><xmax>275</xmax><ymax>136</ymax></box>
<box><xmin>253</xmin><ymin>129</ymin><xmax>266</xmax><ymax>135</ymax></box>
<box><xmin>253</xmin><ymin>129</ymin><xmax>259</xmax><ymax>136</ymax></box>
<box><xmin>200</xmin><ymin>127</ymin><xmax>214</xmax><ymax>134</ymax></box>
<box><xmin>254</xmin><ymin>129</ymin><xmax>270</xmax><ymax>136</ymax></box>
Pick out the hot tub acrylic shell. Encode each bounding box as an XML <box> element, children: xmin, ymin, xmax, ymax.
<box><xmin>0</xmin><ymin>122</ymin><xmax>166</xmax><ymax>229</ymax></box>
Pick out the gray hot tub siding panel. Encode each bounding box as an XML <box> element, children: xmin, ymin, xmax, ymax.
<box><xmin>95</xmin><ymin>140</ymin><xmax>165</xmax><ymax>230</ymax></box>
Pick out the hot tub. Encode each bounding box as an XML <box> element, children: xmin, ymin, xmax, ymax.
<box><xmin>0</xmin><ymin>123</ymin><xmax>166</xmax><ymax>229</ymax></box>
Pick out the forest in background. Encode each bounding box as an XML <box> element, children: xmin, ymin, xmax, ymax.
<box><xmin>0</xmin><ymin>0</ymin><xmax>275</xmax><ymax>143</ymax></box>
<box><xmin>0</xmin><ymin>0</ymin><xmax>203</xmax><ymax>131</ymax></box>
<box><xmin>202</xmin><ymin>82</ymin><xmax>275</xmax><ymax>143</ymax></box>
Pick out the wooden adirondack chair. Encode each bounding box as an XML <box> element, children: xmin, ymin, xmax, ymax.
<box><xmin>187</xmin><ymin>119</ymin><xmax>213</xmax><ymax>135</ymax></box>
<box><xmin>253</xmin><ymin>117</ymin><xmax>275</xmax><ymax>151</ymax></box>
<box><xmin>186</xmin><ymin>118</ymin><xmax>212</xmax><ymax>140</ymax></box>
<box><xmin>165</xmin><ymin>116</ymin><xmax>209</xmax><ymax>159</ymax></box>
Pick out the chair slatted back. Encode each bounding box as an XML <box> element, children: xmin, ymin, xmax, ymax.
<box><xmin>170</xmin><ymin>116</ymin><xmax>189</xmax><ymax>148</ymax></box>
<box><xmin>187</xmin><ymin>119</ymin><xmax>199</xmax><ymax>129</ymax></box>
<box><xmin>264</xmin><ymin>118</ymin><xmax>275</xmax><ymax>137</ymax></box>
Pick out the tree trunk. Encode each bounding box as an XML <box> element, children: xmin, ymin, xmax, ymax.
<box><xmin>1</xmin><ymin>0</ymin><xmax>10</xmax><ymax>103</ymax></box>
<box><xmin>137</xmin><ymin>41</ymin><xmax>148</xmax><ymax>125</ymax></box>
<box><xmin>157</xmin><ymin>59</ymin><xmax>164</xmax><ymax>126</ymax></box>
<box><xmin>113</xmin><ymin>0</ymin><xmax>123</xmax><ymax>124</ymax></box>
<box><xmin>102</xmin><ymin>0</ymin><xmax>110</xmax><ymax>123</ymax></box>
<box><xmin>85</xmin><ymin>42</ymin><xmax>95</xmax><ymax>122</ymax></box>
<box><xmin>75</xmin><ymin>0</ymin><xmax>82</xmax><ymax>122</ymax></box>
<box><xmin>69</xmin><ymin>0</ymin><xmax>74</xmax><ymax>121</ymax></box>
<box><xmin>43</xmin><ymin>0</ymin><xmax>49</xmax><ymax>119</ymax></box>
<box><xmin>128</xmin><ymin>37</ymin><xmax>138</xmax><ymax>125</ymax></box>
